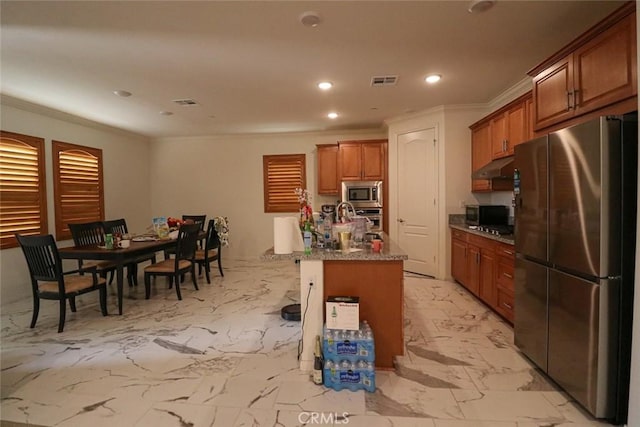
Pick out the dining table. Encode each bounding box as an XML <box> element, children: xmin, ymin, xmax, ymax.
<box><xmin>58</xmin><ymin>237</ymin><xmax>177</xmax><ymax>315</ymax></box>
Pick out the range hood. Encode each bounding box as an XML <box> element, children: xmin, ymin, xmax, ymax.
<box><xmin>472</xmin><ymin>156</ymin><xmax>514</xmax><ymax>179</ymax></box>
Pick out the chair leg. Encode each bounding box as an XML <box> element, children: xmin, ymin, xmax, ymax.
<box><xmin>58</xmin><ymin>299</ymin><xmax>66</xmax><ymax>333</ymax></box>
<box><xmin>99</xmin><ymin>287</ymin><xmax>108</xmax><ymax>316</ymax></box>
<box><xmin>108</xmin><ymin>270</ymin><xmax>115</xmax><ymax>285</ymax></box>
<box><xmin>205</xmin><ymin>262</ymin><xmax>211</xmax><ymax>284</ymax></box>
<box><xmin>198</xmin><ymin>263</ymin><xmax>203</xmax><ymax>276</ymax></box>
<box><xmin>30</xmin><ymin>297</ymin><xmax>40</xmax><ymax>328</ymax></box>
<box><xmin>69</xmin><ymin>296</ymin><xmax>77</xmax><ymax>312</ymax></box>
<box><xmin>133</xmin><ymin>264</ymin><xmax>139</xmax><ymax>286</ymax></box>
<box><xmin>192</xmin><ymin>266</ymin><xmax>199</xmax><ymax>290</ymax></box>
<box><xmin>168</xmin><ymin>276</ymin><xmax>173</xmax><ymax>289</ymax></box>
<box><xmin>218</xmin><ymin>257</ymin><xmax>224</xmax><ymax>277</ymax></box>
<box><xmin>144</xmin><ymin>273</ymin><xmax>152</xmax><ymax>299</ymax></box>
<box><xmin>174</xmin><ymin>274</ymin><xmax>182</xmax><ymax>300</ymax></box>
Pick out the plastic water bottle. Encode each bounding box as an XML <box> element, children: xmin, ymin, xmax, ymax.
<box><xmin>303</xmin><ymin>222</ymin><xmax>312</xmax><ymax>255</ymax></box>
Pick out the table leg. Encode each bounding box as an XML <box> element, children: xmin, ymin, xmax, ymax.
<box><xmin>117</xmin><ymin>263</ymin><xmax>124</xmax><ymax>315</ymax></box>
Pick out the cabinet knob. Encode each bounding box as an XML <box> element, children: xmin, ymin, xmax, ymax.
<box><xmin>567</xmin><ymin>91</ymin><xmax>573</xmax><ymax>110</ymax></box>
<box><xmin>573</xmin><ymin>89</ymin><xmax>579</xmax><ymax>108</ymax></box>
<box><xmin>503</xmin><ymin>272</ymin><xmax>513</xmax><ymax>279</ymax></box>
<box><xmin>398</xmin><ymin>218</ymin><xmax>405</xmax><ymax>223</ymax></box>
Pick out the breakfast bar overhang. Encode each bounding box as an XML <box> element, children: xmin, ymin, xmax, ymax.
<box><xmin>262</xmin><ymin>235</ymin><xmax>408</xmax><ymax>371</ymax></box>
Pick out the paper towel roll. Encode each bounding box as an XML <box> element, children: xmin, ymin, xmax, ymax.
<box><xmin>274</xmin><ymin>217</ymin><xmax>305</xmax><ymax>254</ymax></box>
<box><xmin>274</xmin><ymin>217</ymin><xmax>293</xmax><ymax>254</ymax></box>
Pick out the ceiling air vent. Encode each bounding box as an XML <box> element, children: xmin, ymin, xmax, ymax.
<box><xmin>371</xmin><ymin>75</ymin><xmax>398</xmax><ymax>87</ymax></box>
<box><xmin>172</xmin><ymin>98</ymin><xmax>199</xmax><ymax>106</ymax></box>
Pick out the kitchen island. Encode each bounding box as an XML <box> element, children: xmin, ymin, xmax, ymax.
<box><xmin>262</xmin><ymin>234</ymin><xmax>407</xmax><ymax>370</ymax></box>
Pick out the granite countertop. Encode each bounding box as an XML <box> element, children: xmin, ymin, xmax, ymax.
<box><xmin>261</xmin><ymin>232</ymin><xmax>408</xmax><ymax>261</ymax></box>
<box><xmin>449</xmin><ymin>223</ymin><xmax>515</xmax><ymax>245</ymax></box>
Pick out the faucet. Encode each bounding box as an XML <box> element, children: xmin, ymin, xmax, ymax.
<box><xmin>336</xmin><ymin>202</ymin><xmax>356</xmax><ymax>223</ymax></box>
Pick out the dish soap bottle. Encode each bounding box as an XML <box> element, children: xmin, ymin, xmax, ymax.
<box><xmin>303</xmin><ymin>222</ymin><xmax>312</xmax><ymax>255</ymax></box>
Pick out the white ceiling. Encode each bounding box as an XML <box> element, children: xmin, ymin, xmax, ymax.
<box><xmin>0</xmin><ymin>1</ymin><xmax>625</xmax><ymax>138</ymax></box>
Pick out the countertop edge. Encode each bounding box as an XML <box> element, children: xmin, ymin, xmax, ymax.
<box><xmin>449</xmin><ymin>224</ymin><xmax>515</xmax><ymax>245</ymax></box>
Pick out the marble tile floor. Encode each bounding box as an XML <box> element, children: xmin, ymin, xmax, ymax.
<box><xmin>0</xmin><ymin>258</ymin><xmax>614</xmax><ymax>427</ymax></box>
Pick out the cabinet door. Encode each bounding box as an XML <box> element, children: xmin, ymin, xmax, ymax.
<box><xmin>361</xmin><ymin>142</ymin><xmax>385</xmax><ymax>180</ymax></box>
<box><xmin>479</xmin><ymin>248</ymin><xmax>496</xmax><ymax>306</ymax></box>
<box><xmin>466</xmin><ymin>244</ymin><xmax>481</xmax><ymax>296</ymax></box>
<box><xmin>451</xmin><ymin>238</ymin><xmax>467</xmax><ymax>285</ymax></box>
<box><xmin>338</xmin><ymin>143</ymin><xmax>362</xmax><ymax>181</ymax></box>
<box><xmin>532</xmin><ymin>54</ymin><xmax>574</xmax><ymax>131</ymax></box>
<box><xmin>573</xmin><ymin>13</ymin><xmax>637</xmax><ymax>116</ymax></box>
<box><xmin>471</xmin><ymin>122</ymin><xmax>491</xmax><ymax>192</ymax></box>
<box><xmin>507</xmin><ymin>101</ymin><xmax>527</xmax><ymax>155</ymax></box>
<box><xmin>317</xmin><ymin>144</ymin><xmax>339</xmax><ymax>194</ymax></box>
<box><xmin>525</xmin><ymin>97</ymin><xmax>535</xmax><ymax>140</ymax></box>
<box><xmin>490</xmin><ymin>113</ymin><xmax>509</xmax><ymax>159</ymax></box>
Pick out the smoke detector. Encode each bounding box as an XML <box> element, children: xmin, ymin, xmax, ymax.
<box><xmin>468</xmin><ymin>0</ymin><xmax>495</xmax><ymax>13</ymax></box>
<box><xmin>300</xmin><ymin>11</ymin><xmax>321</xmax><ymax>27</ymax></box>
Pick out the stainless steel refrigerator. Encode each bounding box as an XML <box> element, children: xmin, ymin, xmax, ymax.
<box><xmin>514</xmin><ymin>113</ymin><xmax>637</xmax><ymax>424</ymax></box>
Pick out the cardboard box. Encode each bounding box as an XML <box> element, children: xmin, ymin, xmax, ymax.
<box><xmin>326</xmin><ymin>296</ymin><xmax>360</xmax><ymax>330</ymax></box>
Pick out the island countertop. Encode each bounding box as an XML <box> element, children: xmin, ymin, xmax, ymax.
<box><xmin>261</xmin><ymin>232</ymin><xmax>408</xmax><ymax>261</ymax></box>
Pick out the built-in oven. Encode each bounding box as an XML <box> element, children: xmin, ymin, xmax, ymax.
<box><xmin>355</xmin><ymin>208</ymin><xmax>382</xmax><ymax>232</ymax></box>
<box><xmin>342</xmin><ymin>181</ymin><xmax>382</xmax><ymax>208</ymax></box>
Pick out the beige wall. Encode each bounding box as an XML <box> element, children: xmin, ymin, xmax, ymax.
<box><xmin>149</xmin><ymin>130</ymin><xmax>386</xmax><ymax>260</ymax></box>
<box><xmin>0</xmin><ymin>101</ymin><xmax>152</xmax><ymax>306</ymax></box>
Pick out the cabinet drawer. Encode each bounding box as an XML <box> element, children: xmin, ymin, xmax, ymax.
<box><xmin>496</xmin><ymin>242</ymin><xmax>515</xmax><ymax>258</ymax></box>
<box><xmin>496</xmin><ymin>287</ymin><xmax>514</xmax><ymax>323</ymax></box>
<box><xmin>451</xmin><ymin>229</ymin><xmax>468</xmax><ymax>242</ymax></box>
<box><xmin>468</xmin><ymin>233</ymin><xmax>495</xmax><ymax>249</ymax></box>
<box><xmin>496</xmin><ymin>260</ymin><xmax>514</xmax><ymax>291</ymax></box>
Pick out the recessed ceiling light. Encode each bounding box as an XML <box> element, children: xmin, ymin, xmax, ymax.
<box><xmin>113</xmin><ymin>90</ymin><xmax>132</xmax><ymax>97</ymax></box>
<box><xmin>159</xmin><ymin>111</ymin><xmax>174</xmax><ymax>116</ymax></box>
<box><xmin>468</xmin><ymin>0</ymin><xmax>495</xmax><ymax>14</ymax></box>
<box><xmin>318</xmin><ymin>81</ymin><xmax>333</xmax><ymax>90</ymax></box>
<box><xmin>327</xmin><ymin>112</ymin><xmax>338</xmax><ymax>119</ymax></box>
<box><xmin>300</xmin><ymin>11</ymin><xmax>321</xmax><ymax>27</ymax></box>
<box><xmin>425</xmin><ymin>74</ymin><xmax>442</xmax><ymax>84</ymax></box>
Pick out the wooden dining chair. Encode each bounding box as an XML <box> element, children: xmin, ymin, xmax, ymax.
<box><xmin>194</xmin><ymin>219</ymin><xmax>224</xmax><ymax>284</ymax></box>
<box><xmin>16</xmin><ymin>234</ymin><xmax>108</xmax><ymax>333</ymax></box>
<box><xmin>68</xmin><ymin>222</ymin><xmax>117</xmax><ymax>282</ymax></box>
<box><xmin>103</xmin><ymin>218</ymin><xmax>157</xmax><ymax>285</ymax></box>
<box><xmin>144</xmin><ymin>222</ymin><xmax>201</xmax><ymax>300</ymax></box>
<box><xmin>182</xmin><ymin>214</ymin><xmax>206</xmax><ymax>248</ymax></box>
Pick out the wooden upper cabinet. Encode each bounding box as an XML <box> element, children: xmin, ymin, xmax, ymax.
<box><xmin>361</xmin><ymin>142</ymin><xmax>385</xmax><ymax>180</ymax></box>
<box><xmin>339</xmin><ymin>140</ymin><xmax>386</xmax><ymax>181</ymax></box>
<box><xmin>530</xmin><ymin>5</ymin><xmax>636</xmax><ymax>131</ymax></box>
<box><xmin>491</xmin><ymin>96</ymin><xmax>529</xmax><ymax>159</ymax></box>
<box><xmin>532</xmin><ymin>55</ymin><xmax>574</xmax><ymax>130</ymax></box>
<box><xmin>490</xmin><ymin>113</ymin><xmax>508</xmax><ymax>159</ymax></box>
<box><xmin>525</xmin><ymin>96</ymin><xmax>535</xmax><ymax>140</ymax></box>
<box><xmin>471</xmin><ymin>121</ymin><xmax>491</xmax><ymax>192</ymax></box>
<box><xmin>573</xmin><ymin>12</ymin><xmax>637</xmax><ymax>115</ymax></box>
<box><xmin>317</xmin><ymin>144</ymin><xmax>339</xmax><ymax>195</ymax></box>
<box><xmin>506</xmin><ymin>101</ymin><xmax>527</xmax><ymax>154</ymax></box>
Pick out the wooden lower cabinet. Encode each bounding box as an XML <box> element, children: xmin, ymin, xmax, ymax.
<box><xmin>450</xmin><ymin>228</ymin><xmax>514</xmax><ymax>323</ymax></box>
<box><xmin>323</xmin><ymin>260</ymin><xmax>404</xmax><ymax>369</ymax></box>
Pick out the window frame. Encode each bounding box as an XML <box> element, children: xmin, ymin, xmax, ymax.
<box><xmin>0</xmin><ymin>130</ymin><xmax>48</xmax><ymax>249</ymax></box>
<box><xmin>263</xmin><ymin>154</ymin><xmax>306</xmax><ymax>213</ymax></box>
<box><xmin>52</xmin><ymin>140</ymin><xmax>104</xmax><ymax>240</ymax></box>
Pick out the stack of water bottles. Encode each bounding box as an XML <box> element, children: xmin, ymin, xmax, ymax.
<box><xmin>322</xmin><ymin>321</ymin><xmax>376</xmax><ymax>392</ymax></box>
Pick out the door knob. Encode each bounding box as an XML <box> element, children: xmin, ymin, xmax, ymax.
<box><xmin>398</xmin><ymin>218</ymin><xmax>405</xmax><ymax>223</ymax></box>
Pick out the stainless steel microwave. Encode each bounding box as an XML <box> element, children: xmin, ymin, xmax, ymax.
<box><xmin>342</xmin><ymin>181</ymin><xmax>382</xmax><ymax>208</ymax></box>
<box><xmin>465</xmin><ymin>205</ymin><xmax>509</xmax><ymax>226</ymax></box>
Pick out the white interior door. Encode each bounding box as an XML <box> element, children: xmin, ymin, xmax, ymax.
<box><xmin>397</xmin><ymin>128</ymin><xmax>438</xmax><ymax>277</ymax></box>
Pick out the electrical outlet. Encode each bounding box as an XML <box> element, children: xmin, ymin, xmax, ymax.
<box><xmin>307</xmin><ymin>274</ymin><xmax>316</xmax><ymax>288</ymax></box>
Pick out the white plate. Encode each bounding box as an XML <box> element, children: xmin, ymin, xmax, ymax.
<box><xmin>132</xmin><ymin>236</ymin><xmax>156</xmax><ymax>242</ymax></box>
